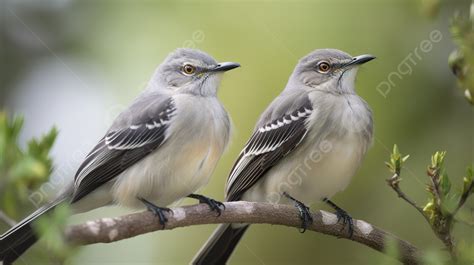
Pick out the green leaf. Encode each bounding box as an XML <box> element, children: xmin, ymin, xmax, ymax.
<box><xmin>431</xmin><ymin>151</ymin><xmax>446</xmax><ymax>169</ymax></box>
<box><xmin>441</xmin><ymin>192</ymin><xmax>458</xmax><ymax>215</ymax></box>
<box><xmin>393</xmin><ymin>144</ymin><xmax>400</xmax><ymax>156</ymax></box>
<box><xmin>27</xmin><ymin>127</ymin><xmax>58</xmax><ymax>156</ymax></box>
<box><xmin>33</xmin><ymin>204</ymin><xmax>75</xmax><ymax>260</ymax></box>
<box><xmin>0</xmin><ymin>113</ymin><xmax>58</xmax><ymax>218</ymax></box>
<box><xmin>385</xmin><ymin>162</ymin><xmax>394</xmax><ymax>173</ymax></box>
<box><xmin>402</xmin><ymin>155</ymin><xmax>410</xmax><ymax>162</ymax></box>
<box><xmin>423</xmin><ymin>200</ymin><xmax>438</xmax><ymax>224</ymax></box>
<box><xmin>386</xmin><ymin>144</ymin><xmax>409</xmax><ymax>176</ymax></box>
<box><xmin>439</xmin><ymin>173</ymin><xmax>451</xmax><ymax>197</ymax></box>
<box><xmin>10</xmin><ymin>156</ymin><xmax>48</xmax><ymax>181</ymax></box>
<box><xmin>0</xmin><ymin>114</ymin><xmax>24</xmax><ymax>174</ymax></box>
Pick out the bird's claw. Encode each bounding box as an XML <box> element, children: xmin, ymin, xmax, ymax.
<box><xmin>335</xmin><ymin>208</ymin><xmax>354</xmax><ymax>238</ymax></box>
<box><xmin>283</xmin><ymin>192</ymin><xmax>313</xmax><ymax>233</ymax></box>
<box><xmin>188</xmin><ymin>194</ymin><xmax>225</xmax><ymax>216</ymax></box>
<box><xmin>323</xmin><ymin>198</ymin><xmax>354</xmax><ymax>238</ymax></box>
<box><xmin>138</xmin><ymin>197</ymin><xmax>173</xmax><ymax>227</ymax></box>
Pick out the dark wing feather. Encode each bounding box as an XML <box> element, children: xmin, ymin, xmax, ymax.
<box><xmin>225</xmin><ymin>100</ymin><xmax>313</xmax><ymax>201</ymax></box>
<box><xmin>71</xmin><ymin>97</ymin><xmax>176</xmax><ymax>202</ymax></box>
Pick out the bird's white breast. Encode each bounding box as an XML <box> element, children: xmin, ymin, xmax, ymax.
<box><xmin>111</xmin><ymin>95</ymin><xmax>230</xmax><ymax>209</ymax></box>
<box><xmin>243</xmin><ymin>93</ymin><xmax>372</xmax><ymax>205</ymax></box>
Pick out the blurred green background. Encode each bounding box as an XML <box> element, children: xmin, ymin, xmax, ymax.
<box><xmin>1</xmin><ymin>0</ymin><xmax>473</xmax><ymax>264</ymax></box>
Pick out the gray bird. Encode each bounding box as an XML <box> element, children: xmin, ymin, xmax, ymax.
<box><xmin>0</xmin><ymin>48</ymin><xmax>239</xmax><ymax>264</ymax></box>
<box><xmin>192</xmin><ymin>48</ymin><xmax>375</xmax><ymax>264</ymax></box>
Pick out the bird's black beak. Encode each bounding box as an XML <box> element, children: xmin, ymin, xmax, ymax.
<box><xmin>347</xmin><ymin>54</ymin><xmax>376</xmax><ymax>67</ymax></box>
<box><xmin>210</xmin><ymin>62</ymin><xmax>241</xmax><ymax>72</ymax></box>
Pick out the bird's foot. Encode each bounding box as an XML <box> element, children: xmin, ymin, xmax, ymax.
<box><xmin>138</xmin><ymin>197</ymin><xmax>173</xmax><ymax>227</ymax></box>
<box><xmin>283</xmin><ymin>192</ymin><xmax>313</xmax><ymax>233</ymax></box>
<box><xmin>323</xmin><ymin>198</ymin><xmax>354</xmax><ymax>238</ymax></box>
<box><xmin>188</xmin><ymin>193</ymin><xmax>225</xmax><ymax>216</ymax></box>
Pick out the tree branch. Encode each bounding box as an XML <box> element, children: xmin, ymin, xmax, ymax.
<box><xmin>65</xmin><ymin>201</ymin><xmax>421</xmax><ymax>265</ymax></box>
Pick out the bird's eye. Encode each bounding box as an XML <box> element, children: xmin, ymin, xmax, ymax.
<box><xmin>317</xmin><ymin>61</ymin><xmax>331</xmax><ymax>73</ymax></box>
<box><xmin>182</xmin><ymin>64</ymin><xmax>196</xmax><ymax>75</ymax></box>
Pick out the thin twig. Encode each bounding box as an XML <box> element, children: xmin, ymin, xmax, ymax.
<box><xmin>427</xmin><ymin>168</ymin><xmax>443</xmax><ymax>208</ymax></box>
<box><xmin>386</xmin><ymin>174</ymin><xmax>427</xmax><ymax>219</ymax></box>
<box><xmin>65</xmin><ymin>201</ymin><xmax>422</xmax><ymax>265</ymax></box>
<box><xmin>387</xmin><ymin>172</ymin><xmax>458</xmax><ymax>260</ymax></box>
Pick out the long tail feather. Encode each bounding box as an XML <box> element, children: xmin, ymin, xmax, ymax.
<box><xmin>0</xmin><ymin>198</ymin><xmax>65</xmax><ymax>264</ymax></box>
<box><xmin>191</xmin><ymin>224</ymin><xmax>249</xmax><ymax>265</ymax></box>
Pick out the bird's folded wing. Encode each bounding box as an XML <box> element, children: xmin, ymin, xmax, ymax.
<box><xmin>225</xmin><ymin>97</ymin><xmax>313</xmax><ymax>201</ymax></box>
<box><xmin>71</xmin><ymin>96</ymin><xmax>177</xmax><ymax>202</ymax></box>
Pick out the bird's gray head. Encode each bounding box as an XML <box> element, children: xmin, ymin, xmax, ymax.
<box><xmin>151</xmin><ymin>48</ymin><xmax>240</xmax><ymax>96</ymax></box>
<box><xmin>289</xmin><ymin>49</ymin><xmax>375</xmax><ymax>94</ymax></box>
